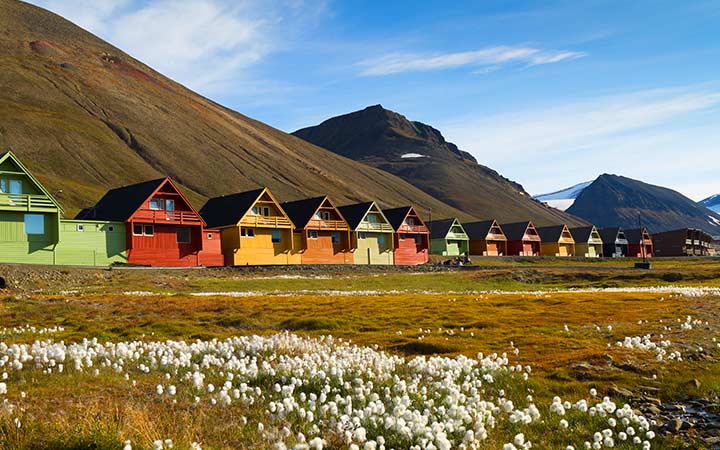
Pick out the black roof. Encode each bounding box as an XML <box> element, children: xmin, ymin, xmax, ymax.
<box><xmin>281</xmin><ymin>196</ymin><xmax>328</xmax><ymax>229</ymax></box>
<box><xmin>624</xmin><ymin>228</ymin><xmax>651</xmax><ymax>242</ymax></box>
<box><xmin>570</xmin><ymin>226</ymin><xmax>595</xmax><ymax>242</ymax></box>
<box><xmin>500</xmin><ymin>221</ymin><xmax>534</xmax><ymax>241</ymax></box>
<box><xmin>426</xmin><ymin>218</ymin><xmax>460</xmax><ymax>239</ymax></box>
<box><xmin>463</xmin><ymin>220</ymin><xmax>505</xmax><ymax>240</ymax></box>
<box><xmin>536</xmin><ymin>225</ymin><xmax>568</xmax><ymax>242</ymax></box>
<box><xmin>75</xmin><ymin>178</ymin><xmax>165</xmax><ymax>221</ymax></box>
<box><xmin>199</xmin><ymin>188</ymin><xmax>265</xmax><ymax>229</ymax></box>
<box><xmin>382</xmin><ymin>206</ymin><xmax>413</xmax><ymax>230</ymax></box>
<box><xmin>598</xmin><ymin>227</ymin><xmax>624</xmax><ymax>242</ymax></box>
<box><xmin>337</xmin><ymin>202</ymin><xmax>374</xmax><ymax>229</ymax></box>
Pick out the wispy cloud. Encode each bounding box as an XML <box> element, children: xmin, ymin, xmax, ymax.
<box><xmin>439</xmin><ymin>85</ymin><xmax>720</xmax><ymax>199</ymax></box>
<box><xmin>30</xmin><ymin>0</ymin><xmax>324</xmax><ymax>95</ymax></box>
<box><xmin>358</xmin><ymin>46</ymin><xmax>585</xmax><ymax>76</ymax></box>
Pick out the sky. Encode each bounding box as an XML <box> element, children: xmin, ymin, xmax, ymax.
<box><xmin>28</xmin><ymin>0</ymin><xmax>720</xmax><ymax>200</ymax></box>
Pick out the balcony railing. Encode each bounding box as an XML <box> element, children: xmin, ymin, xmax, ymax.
<box><xmin>0</xmin><ymin>193</ymin><xmax>58</xmax><ymax>211</ymax></box>
<box><xmin>306</xmin><ymin>219</ymin><xmax>349</xmax><ymax>230</ymax></box>
<box><xmin>134</xmin><ymin>209</ymin><xmax>203</xmax><ymax>225</ymax></box>
<box><xmin>240</xmin><ymin>215</ymin><xmax>293</xmax><ymax>228</ymax></box>
<box><xmin>356</xmin><ymin>222</ymin><xmax>394</xmax><ymax>233</ymax></box>
<box><xmin>398</xmin><ymin>224</ymin><xmax>429</xmax><ymax>234</ymax></box>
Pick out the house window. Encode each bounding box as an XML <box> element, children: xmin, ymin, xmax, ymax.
<box><xmin>9</xmin><ymin>180</ymin><xmax>21</xmax><ymax>194</ymax></box>
<box><xmin>24</xmin><ymin>214</ymin><xmax>44</xmax><ymax>235</ymax></box>
<box><xmin>406</xmin><ymin>217</ymin><xmax>415</xmax><ymax>226</ymax></box>
<box><xmin>165</xmin><ymin>199</ymin><xmax>175</xmax><ymax>211</ymax></box>
<box><xmin>321</xmin><ymin>211</ymin><xmax>330</xmax><ymax>220</ymax></box>
<box><xmin>207</xmin><ymin>233</ymin><xmax>213</xmax><ymax>239</ymax></box>
<box><xmin>108</xmin><ymin>225</ymin><xmax>115</xmax><ymax>232</ymax></box>
<box><xmin>377</xmin><ymin>234</ymin><xmax>386</xmax><ymax>246</ymax></box>
<box><xmin>241</xmin><ymin>228</ymin><xmax>255</xmax><ymax>237</ymax></box>
<box><xmin>176</xmin><ymin>226</ymin><xmax>191</xmax><ymax>243</ymax></box>
<box><xmin>251</xmin><ymin>206</ymin><xmax>258</xmax><ymax>215</ymax></box>
<box><xmin>358</xmin><ymin>232</ymin><xmax>367</xmax><ymax>240</ymax></box>
<box><xmin>143</xmin><ymin>225</ymin><xmax>154</xmax><ymax>236</ymax></box>
<box><xmin>149</xmin><ymin>198</ymin><xmax>161</xmax><ymax>210</ymax></box>
<box><xmin>76</xmin><ymin>224</ymin><xmax>85</xmax><ymax>232</ymax></box>
<box><xmin>133</xmin><ymin>224</ymin><xmax>143</xmax><ymax>235</ymax></box>
<box><xmin>309</xmin><ymin>230</ymin><xmax>319</xmax><ymax>239</ymax></box>
<box><xmin>262</xmin><ymin>207</ymin><xmax>270</xmax><ymax>216</ymax></box>
<box><xmin>331</xmin><ymin>232</ymin><xmax>340</xmax><ymax>244</ymax></box>
<box><xmin>367</xmin><ymin>214</ymin><xmax>377</xmax><ymax>223</ymax></box>
<box><xmin>414</xmin><ymin>235</ymin><xmax>422</xmax><ymax>246</ymax></box>
<box><xmin>314</xmin><ymin>211</ymin><xmax>321</xmax><ymax>219</ymax></box>
<box><xmin>271</xmin><ymin>229</ymin><xmax>281</xmax><ymax>243</ymax></box>
<box><xmin>399</xmin><ymin>234</ymin><xmax>406</xmax><ymax>240</ymax></box>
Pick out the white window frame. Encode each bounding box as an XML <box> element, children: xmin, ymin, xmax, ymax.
<box><xmin>76</xmin><ymin>224</ymin><xmax>85</xmax><ymax>232</ymax></box>
<box><xmin>321</xmin><ymin>211</ymin><xmax>330</xmax><ymax>220</ymax></box>
<box><xmin>309</xmin><ymin>230</ymin><xmax>319</xmax><ymax>240</ymax></box>
<box><xmin>143</xmin><ymin>225</ymin><xmax>154</xmax><ymax>236</ymax></box>
<box><xmin>358</xmin><ymin>232</ymin><xmax>367</xmax><ymax>240</ymax></box>
<box><xmin>132</xmin><ymin>224</ymin><xmax>143</xmax><ymax>236</ymax></box>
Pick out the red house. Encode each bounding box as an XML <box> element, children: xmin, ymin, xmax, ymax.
<box><xmin>77</xmin><ymin>178</ymin><xmax>223</xmax><ymax>266</ymax></box>
<box><xmin>500</xmin><ymin>221</ymin><xmax>541</xmax><ymax>256</ymax></box>
<box><xmin>382</xmin><ymin>206</ymin><xmax>429</xmax><ymax>265</ymax></box>
<box><xmin>625</xmin><ymin>227</ymin><xmax>654</xmax><ymax>258</ymax></box>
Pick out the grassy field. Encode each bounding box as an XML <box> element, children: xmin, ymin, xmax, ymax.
<box><xmin>0</xmin><ymin>262</ymin><xmax>719</xmax><ymax>449</ymax></box>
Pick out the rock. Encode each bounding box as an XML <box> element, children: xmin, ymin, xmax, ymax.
<box><xmin>609</xmin><ymin>386</ymin><xmax>634</xmax><ymax>397</ymax></box>
<box><xmin>665</xmin><ymin>418</ymin><xmax>684</xmax><ymax>432</ymax></box>
<box><xmin>686</xmin><ymin>379</ymin><xmax>701</xmax><ymax>389</ymax></box>
<box><xmin>602</xmin><ymin>353</ymin><xmax>614</xmax><ymax>362</ymax></box>
<box><xmin>704</xmin><ymin>436</ymin><xmax>720</xmax><ymax>445</ymax></box>
<box><xmin>643</xmin><ymin>396</ymin><xmax>662</xmax><ymax>405</ymax></box>
<box><xmin>645</xmin><ymin>405</ymin><xmax>661</xmax><ymax>415</ymax></box>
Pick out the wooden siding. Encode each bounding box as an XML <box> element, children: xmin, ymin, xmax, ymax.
<box><xmin>575</xmin><ymin>242</ymin><xmax>603</xmax><ymax>258</ymax></box>
<box><xmin>0</xmin><ymin>211</ymin><xmax>58</xmax><ymax>264</ymax></box>
<box><xmin>469</xmin><ymin>239</ymin><xmax>507</xmax><ymax>256</ymax></box>
<box><xmin>352</xmin><ymin>231</ymin><xmax>394</xmax><ymax>265</ymax></box>
<box><xmin>199</xmin><ymin>229</ymin><xmax>224</xmax><ymax>266</ymax></box>
<box><xmin>128</xmin><ymin>223</ymin><xmax>204</xmax><ymax>266</ymax></box>
<box><xmin>292</xmin><ymin>230</ymin><xmax>353</xmax><ymax>265</ymax></box>
<box><xmin>431</xmin><ymin>238</ymin><xmax>469</xmax><ymax>256</ymax></box>
<box><xmin>229</xmin><ymin>227</ymin><xmax>300</xmax><ymax>265</ymax></box>
<box><xmin>55</xmin><ymin>220</ymin><xmax>127</xmax><ymax>266</ymax></box>
<box><xmin>393</xmin><ymin>233</ymin><xmax>428</xmax><ymax>265</ymax></box>
<box><xmin>540</xmin><ymin>242</ymin><xmax>576</xmax><ymax>257</ymax></box>
<box><xmin>507</xmin><ymin>240</ymin><xmax>540</xmax><ymax>256</ymax></box>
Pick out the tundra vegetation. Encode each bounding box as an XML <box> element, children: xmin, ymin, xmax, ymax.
<box><xmin>0</xmin><ymin>259</ymin><xmax>719</xmax><ymax>450</ymax></box>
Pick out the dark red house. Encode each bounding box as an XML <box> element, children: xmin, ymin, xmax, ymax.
<box><xmin>500</xmin><ymin>221</ymin><xmax>541</xmax><ymax>256</ymax></box>
<box><xmin>382</xmin><ymin>206</ymin><xmax>429</xmax><ymax>265</ymax></box>
<box><xmin>77</xmin><ymin>178</ymin><xmax>223</xmax><ymax>266</ymax></box>
<box><xmin>625</xmin><ymin>227</ymin><xmax>654</xmax><ymax>258</ymax></box>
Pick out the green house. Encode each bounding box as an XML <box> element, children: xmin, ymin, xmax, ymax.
<box><xmin>0</xmin><ymin>151</ymin><xmax>126</xmax><ymax>266</ymax></box>
<box><xmin>427</xmin><ymin>218</ymin><xmax>470</xmax><ymax>256</ymax></box>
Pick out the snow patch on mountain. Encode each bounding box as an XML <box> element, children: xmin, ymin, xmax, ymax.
<box><xmin>400</xmin><ymin>153</ymin><xmax>428</xmax><ymax>159</ymax></box>
<box><xmin>701</xmin><ymin>194</ymin><xmax>720</xmax><ymax>213</ymax></box>
<box><xmin>534</xmin><ymin>181</ymin><xmax>593</xmax><ymax>211</ymax></box>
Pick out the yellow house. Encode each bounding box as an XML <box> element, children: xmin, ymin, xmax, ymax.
<box><xmin>199</xmin><ymin>188</ymin><xmax>300</xmax><ymax>265</ymax></box>
<box><xmin>537</xmin><ymin>225</ymin><xmax>576</xmax><ymax>257</ymax></box>
<box><xmin>338</xmin><ymin>201</ymin><xmax>394</xmax><ymax>265</ymax></box>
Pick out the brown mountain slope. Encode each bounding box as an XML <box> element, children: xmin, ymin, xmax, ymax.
<box><xmin>0</xmin><ymin>0</ymin><xmax>467</xmax><ymax>220</ymax></box>
<box><xmin>293</xmin><ymin>105</ymin><xmax>586</xmax><ymax>226</ymax></box>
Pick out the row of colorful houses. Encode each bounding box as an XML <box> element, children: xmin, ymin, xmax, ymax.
<box><xmin>0</xmin><ymin>151</ymin><xmax>713</xmax><ymax>267</ymax></box>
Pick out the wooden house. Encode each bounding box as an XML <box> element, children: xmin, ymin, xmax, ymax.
<box><xmin>0</xmin><ymin>151</ymin><xmax>63</xmax><ymax>264</ymax></box>
<box><xmin>54</xmin><ymin>219</ymin><xmax>128</xmax><ymax>266</ymax></box>
<box><xmin>598</xmin><ymin>227</ymin><xmax>629</xmax><ymax>258</ymax></box>
<box><xmin>570</xmin><ymin>226</ymin><xmax>603</xmax><ymax>258</ymax></box>
<box><xmin>426</xmin><ymin>218</ymin><xmax>470</xmax><ymax>256</ymax></box>
<box><xmin>382</xmin><ymin>206</ymin><xmax>429</xmax><ymax>265</ymax></box>
<box><xmin>501</xmin><ymin>221</ymin><xmax>541</xmax><ymax>256</ymax></box>
<box><xmin>281</xmin><ymin>196</ymin><xmax>353</xmax><ymax>264</ymax></box>
<box><xmin>653</xmin><ymin>228</ymin><xmax>712</xmax><ymax>257</ymax></box>
<box><xmin>78</xmin><ymin>177</ymin><xmax>223</xmax><ymax>267</ymax></box>
<box><xmin>625</xmin><ymin>228</ymin><xmax>653</xmax><ymax>258</ymax></box>
<box><xmin>338</xmin><ymin>202</ymin><xmax>394</xmax><ymax>265</ymax></box>
<box><xmin>464</xmin><ymin>220</ymin><xmax>507</xmax><ymax>256</ymax></box>
<box><xmin>200</xmin><ymin>188</ymin><xmax>299</xmax><ymax>266</ymax></box>
<box><xmin>537</xmin><ymin>225</ymin><xmax>576</xmax><ymax>257</ymax></box>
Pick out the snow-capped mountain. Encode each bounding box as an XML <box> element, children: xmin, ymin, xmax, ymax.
<box><xmin>535</xmin><ymin>181</ymin><xmax>593</xmax><ymax>211</ymax></box>
<box><xmin>701</xmin><ymin>194</ymin><xmax>720</xmax><ymax>214</ymax></box>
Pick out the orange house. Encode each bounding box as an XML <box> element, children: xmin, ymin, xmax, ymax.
<box><xmin>281</xmin><ymin>196</ymin><xmax>353</xmax><ymax>264</ymax></box>
<box><xmin>382</xmin><ymin>206</ymin><xmax>429</xmax><ymax>265</ymax></box>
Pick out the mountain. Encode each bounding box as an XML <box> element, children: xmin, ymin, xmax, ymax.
<box><xmin>292</xmin><ymin>105</ymin><xmax>585</xmax><ymax>226</ymax></box>
<box><xmin>701</xmin><ymin>195</ymin><xmax>720</xmax><ymax>214</ymax></box>
<box><xmin>566</xmin><ymin>174</ymin><xmax>720</xmax><ymax>234</ymax></box>
<box><xmin>0</xmin><ymin>0</ymin><xmax>466</xmax><ymax>220</ymax></box>
<box><xmin>535</xmin><ymin>181</ymin><xmax>593</xmax><ymax>211</ymax></box>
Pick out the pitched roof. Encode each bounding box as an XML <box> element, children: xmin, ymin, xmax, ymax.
<box><xmin>0</xmin><ymin>151</ymin><xmax>64</xmax><ymax>213</ymax></box>
<box><xmin>463</xmin><ymin>220</ymin><xmax>504</xmax><ymax>240</ymax></box>
<box><xmin>426</xmin><ymin>218</ymin><xmax>460</xmax><ymax>239</ymax></box>
<box><xmin>382</xmin><ymin>206</ymin><xmax>412</xmax><ymax>230</ymax></box>
<box><xmin>570</xmin><ymin>226</ymin><xmax>595</xmax><ymax>242</ymax></box>
<box><xmin>281</xmin><ymin>196</ymin><xmax>327</xmax><ymax>229</ymax></box>
<box><xmin>199</xmin><ymin>188</ymin><xmax>265</xmax><ymax>229</ymax></box>
<box><xmin>337</xmin><ymin>202</ymin><xmax>374</xmax><ymax>229</ymax></box>
<box><xmin>501</xmin><ymin>221</ymin><xmax>533</xmax><ymax>241</ymax></box>
<box><xmin>536</xmin><ymin>225</ymin><xmax>568</xmax><ymax>242</ymax></box>
<box><xmin>598</xmin><ymin>227</ymin><xmax>623</xmax><ymax>242</ymax></box>
<box><xmin>625</xmin><ymin>228</ymin><xmax>651</xmax><ymax>242</ymax></box>
<box><xmin>75</xmin><ymin>178</ymin><xmax>166</xmax><ymax>221</ymax></box>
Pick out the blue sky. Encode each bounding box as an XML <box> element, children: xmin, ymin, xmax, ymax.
<box><xmin>30</xmin><ymin>0</ymin><xmax>720</xmax><ymax>200</ymax></box>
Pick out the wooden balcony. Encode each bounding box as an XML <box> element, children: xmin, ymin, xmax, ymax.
<box><xmin>446</xmin><ymin>232</ymin><xmax>468</xmax><ymax>240</ymax></box>
<box><xmin>356</xmin><ymin>222</ymin><xmax>394</xmax><ymax>233</ymax></box>
<box><xmin>240</xmin><ymin>215</ymin><xmax>293</xmax><ymax>228</ymax></box>
<box><xmin>0</xmin><ymin>193</ymin><xmax>58</xmax><ymax>212</ymax></box>
<box><xmin>306</xmin><ymin>219</ymin><xmax>349</xmax><ymax>231</ymax></box>
<box><xmin>134</xmin><ymin>209</ymin><xmax>203</xmax><ymax>225</ymax></box>
<box><xmin>398</xmin><ymin>224</ymin><xmax>429</xmax><ymax>234</ymax></box>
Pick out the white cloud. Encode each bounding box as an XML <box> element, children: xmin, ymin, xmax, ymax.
<box><xmin>29</xmin><ymin>0</ymin><xmax>321</xmax><ymax>95</ymax></box>
<box><xmin>358</xmin><ymin>46</ymin><xmax>585</xmax><ymax>76</ymax></box>
<box><xmin>439</xmin><ymin>85</ymin><xmax>720</xmax><ymax>200</ymax></box>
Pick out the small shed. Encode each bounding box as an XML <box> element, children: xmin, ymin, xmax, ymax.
<box><xmin>382</xmin><ymin>206</ymin><xmax>429</xmax><ymax>265</ymax></box>
<box><xmin>625</xmin><ymin>227</ymin><xmax>653</xmax><ymax>258</ymax></box>
<box><xmin>464</xmin><ymin>220</ymin><xmax>507</xmax><ymax>256</ymax></box>
<box><xmin>598</xmin><ymin>227</ymin><xmax>629</xmax><ymax>258</ymax></box>
<box><xmin>570</xmin><ymin>226</ymin><xmax>603</xmax><ymax>258</ymax></box>
<box><xmin>501</xmin><ymin>221</ymin><xmax>541</xmax><ymax>256</ymax></box>
<box><xmin>537</xmin><ymin>225</ymin><xmax>576</xmax><ymax>257</ymax></box>
<box><xmin>426</xmin><ymin>218</ymin><xmax>470</xmax><ymax>256</ymax></box>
